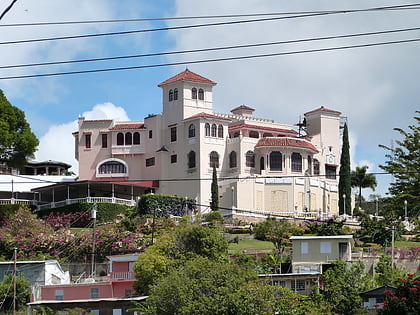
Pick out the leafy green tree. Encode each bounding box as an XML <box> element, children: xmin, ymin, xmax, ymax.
<box><xmin>305</xmin><ymin>218</ymin><xmax>351</xmax><ymax>236</ymax></box>
<box><xmin>254</xmin><ymin>217</ymin><xmax>303</xmax><ymax>255</ymax></box>
<box><xmin>379</xmin><ymin>112</ymin><xmax>420</xmax><ymax>218</ymax></box>
<box><xmin>374</xmin><ymin>254</ymin><xmax>406</xmax><ymax>286</ymax></box>
<box><xmin>339</xmin><ymin>123</ymin><xmax>352</xmax><ymax>215</ymax></box>
<box><xmin>351</xmin><ymin>165</ymin><xmax>377</xmax><ymax>210</ymax></box>
<box><xmin>210</xmin><ymin>166</ymin><xmax>219</xmax><ymax>211</ymax></box>
<box><xmin>322</xmin><ymin>260</ymin><xmax>374</xmax><ymax>315</ymax></box>
<box><xmin>379</xmin><ymin>274</ymin><xmax>420</xmax><ymax>315</ymax></box>
<box><xmin>0</xmin><ymin>274</ymin><xmax>31</xmax><ymax>312</ymax></box>
<box><xmin>134</xmin><ymin>224</ymin><xmax>228</xmax><ymax>294</ymax></box>
<box><xmin>0</xmin><ymin>90</ymin><xmax>39</xmax><ymax>169</ymax></box>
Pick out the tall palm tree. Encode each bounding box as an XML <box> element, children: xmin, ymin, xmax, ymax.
<box><xmin>351</xmin><ymin>165</ymin><xmax>377</xmax><ymax>209</ymax></box>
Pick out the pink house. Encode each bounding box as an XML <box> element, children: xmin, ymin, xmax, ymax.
<box><xmin>29</xmin><ymin>254</ymin><xmax>143</xmax><ymax>315</ymax></box>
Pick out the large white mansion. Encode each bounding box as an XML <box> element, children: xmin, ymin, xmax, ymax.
<box><xmin>74</xmin><ymin>69</ymin><xmax>343</xmax><ymax>220</ymax></box>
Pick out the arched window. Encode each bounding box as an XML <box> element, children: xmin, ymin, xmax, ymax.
<box><xmin>188</xmin><ymin>151</ymin><xmax>196</xmax><ymax>168</ymax></box>
<box><xmin>269</xmin><ymin>151</ymin><xmax>282</xmax><ymax>171</ymax></box>
<box><xmin>169</xmin><ymin>89</ymin><xmax>173</xmax><ymax>101</ymax></box>
<box><xmin>192</xmin><ymin>87</ymin><xmax>197</xmax><ymax>99</ymax></box>
<box><xmin>188</xmin><ymin>124</ymin><xmax>196</xmax><ymax>138</ymax></box>
<box><xmin>98</xmin><ymin>160</ymin><xmax>127</xmax><ymax>175</ymax></box>
<box><xmin>260</xmin><ymin>157</ymin><xmax>265</xmax><ymax>170</ymax></box>
<box><xmin>291</xmin><ymin>152</ymin><xmax>302</xmax><ymax>172</ymax></box>
<box><xmin>125</xmin><ymin>132</ymin><xmax>132</xmax><ymax>145</ymax></box>
<box><xmin>246</xmin><ymin>151</ymin><xmax>255</xmax><ymax>168</ymax></box>
<box><xmin>211</xmin><ymin>124</ymin><xmax>217</xmax><ymax>137</ymax></box>
<box><xmin>173</xmin><ymin>88</ymin><xmax>178</xmax><ymax>100</ymax></box>
<box><xmin>313</xmin><ymin>159</ymin><xmax>320</xmax><ymax>175</ymax></box>
<box><xmin>229</xmin><ymin>151</ymin><xmax>237</xmax><ymax>168</ymax></box>
<box><xmin>307</xmin><ymin>156</ymin><xmax>312</xmax><ymax>175</ymax></box>
<box><xmin>198</xmin><ymin>88</ymin><xmax>204</xmax><ymax>100</ymax></box>
<box><xmin>133</xmin><ymin>132</ymin><xmax>140</xmax><ymax>145</ymax></box>
<box><xmin>249</xmin><ymin>131</ymin><xmax>259</xmax><ymax>138</ymax></box>
<box><xmin>209</xmin><ymin>151</ymin><xmax>219</xmax><ymax>168</ymax></box>
<box><xmin>205</xmin><ymin>123</ymin><xmax>210</xmax><ymax>136</ymax></box>
<box><xmin>117</xmin><ymin>133</ymin><xmax>124</xmax><ymax>145</ymax></box>
<box><xmin>217</xmin><ymin>124</ymin><xmax>224</xmax><ymax>138</ymax></box>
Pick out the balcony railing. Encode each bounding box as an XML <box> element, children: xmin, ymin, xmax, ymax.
<box><xmin>37</xmin><ymin>197</ymin><xmax>136</xmax><ymax>211</ymax></box>
<box><xmin>110</xmin><ymin>271</ymin><xmax>136</xmax><ymax>280</ymax></box>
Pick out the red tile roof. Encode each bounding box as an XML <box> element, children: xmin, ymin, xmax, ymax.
<box><xmin>229</xmin><ymin>123</ymin><xmax>298</xmax><ymax>135</ymax></box>
<box><xmin>255</xmin><ymin>137</ymin><xmax>318</xmax><ymax>152</ymax></box>
<box><xmin>185</xmin><ymin>112</ymin><xmax>232</xmax><ymax>121</ymax></box>
<box><xmin>158</xmin><ymin>69</ymin><xmax>217</xmax><ymax>87</ymax></box>
<box><xmin>231</xmin><ymin>105</ymin><xmax>255</xmax><ymax>112</ymax></box>
<box><xmin>110</xmin><ymin>122</ymin><xmax>144</xmax><ymax>130</ymax></box>
<box><xmin>305</xmin><ymin>106</ymin><xmax>341</xmax><ymax>116</ymax></box>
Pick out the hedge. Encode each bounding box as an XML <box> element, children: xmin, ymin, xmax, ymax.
<box><xmin>137</xmin><ymin>194</ymin><xmax>196</xmax><ymax>218</ymax></box>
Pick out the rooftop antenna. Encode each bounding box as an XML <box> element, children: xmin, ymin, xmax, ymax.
<box><xmin>295</xmin><ymin>116</ymin><xmax>307</xmax><ymax>137</ymax></box>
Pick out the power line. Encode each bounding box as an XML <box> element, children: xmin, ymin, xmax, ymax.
<box><xmin>2</xmin><ymin>4</ymin><xmax>420</xmax><ymax>46</ymax></box>
<box><xmin>1</xmin><ymin>37</ymin><xmax>419</xmax><ymax>80</ymax></box>
<box><xmin>1</xmin><ymin>3</ymin><xmax>419</xmax><ymax>27</ymax></box>
<box><xmin>1</xmin><ymin>26</ymin><xmax>419</xmax><ymax>70</ymax></box>
<box><xmin>0</xmin><ymin>0</ymin><xmax>18</xmax><ymax>21</ymax></box>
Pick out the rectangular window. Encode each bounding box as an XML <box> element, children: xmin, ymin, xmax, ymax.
<box><xmin>90</xmin><ymin>287</ymin><xmax>99</xmax><ymax>298</ymax></box>
<box><xmin>320</xmin><ymin>242</ymin><xmax>332</xmax><ymax>254</ymax></box>
<box><xmin>325</xmin><ymin>165</ymin><xmax>336</xmax><ymax>179</ymax></box>
<box><xmin>170</xmin><ymin>127</ymin><xmax>177</xmax><ymax>142</ymax></box>
<box><xmin>113</xmin><ymin>309</ymin><xmax>122</xmax><ymax>315</ymax></box>
<box><xmin>146</xmin><ymin>157</ymin><xmax>155</xmax><ymax>167</ymax></box>
<box><xmin>149</xmin><ymin>130</ymin><xmax>153</xmax><ymax>139</ymax></box>
<box><xmin>55</xmin><ymin>289</ymin><xmax>64</xmax><ymax>300</ymax></box>
<box><xmin>291</xmin><ymin>279</ymin><xmax>306</xmax><ymax>291</ymax></box>
<box><xmin>101</xmin><ymin>134</ymin><xmax>107</xmax><ymax>148</ymax></box>
<box><xmin>271</xmin><ymin>280</ymin><xmax>286</xmax><ymax>287</ymax></box>
<box><xmin>301</xmin><ymin>242</ymin><xmax>308</xmax><ymax>254</ymax></box>
<box><xmin>171</xmin><ymin>154</ymin><xmax>177</xmax><ymax>163</ymax></box>
<box><xmin>85</xmin><ymin>134</ymin><xmax>91</xmax><ymax>149</ymax></box>
<box><xmin>125</xmin><ymin>289</ymin><xmax>132</xmax><ymax>297</ymax></box>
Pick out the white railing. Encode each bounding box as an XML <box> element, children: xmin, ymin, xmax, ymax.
<box><xmin>37</xmin><ymin>197</ymin><xmax>136</xmax><ymax>210</ymax></box>
<box><xmin>0</xmin><ymin>198</ymin><xmax>35</xmax><ymax>205</ymax></box>
<box><xmin>231</xmin><ymin>207</ymin><xmax>323</xmax><ymax>219</ymax></box>
<box><xmin>111</xmin><ymin>145</ymin><xmax>144</xmax><ymax>155</ymax></box>
<box><xmin>110</xmin><ymin>271</ymin><xmax>135</xmax><ymax>280</ymax></box>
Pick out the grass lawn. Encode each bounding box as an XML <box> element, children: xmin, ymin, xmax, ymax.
<box><xmin>394</xmin><ymin>240</ymin><xmax>420</xmax><ymax>247</ymax></box>
<box><xmin>228</xmin><ymin>235</ymin><xmax>275</xmax><ymax>253</ymax></box>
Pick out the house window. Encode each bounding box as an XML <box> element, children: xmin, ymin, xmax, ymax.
<box><xmin>313</xmin><ymin>159</ymin><xmax>320</xmax><ymax>175</ymax></box>
<box><xmin>209</xmin><ymin>151</ymin><xmax>219</xmax><ymax>168</ymax></box>
<box><xmin>260</xmin><ymin>157</ymin><xmax>265</xmax><ymax>170</ymax></box>
<box><xmin>171</xmin><ymin>154</ymin><xmax>177</xmax><ymax>164</ymax></box>
<box><xmin>246</xmin><ymin>151</ymin><xmax>255</xmax><ymax>168</ymax></box>
<box><xmin>325</xmin><ymin>165</ymin><xmax>336</xmax><ymax>179</ymax></box>
<box><xmin>85</xmin><ymin>134</ymin><xmax>91</xmax><ymax>149</ymax></box>
<box><xmin>173</xmin><ymin>88</ymin><xmax>178</xmax><ymax>100</ymax></box>
<box><xmin>301</xmin><ymin>242</ymin><xmax>309</xmax><ymax>254</ymax></box>
<box><xmin>205</xmin><ymin>123</ymin><xmax>210</xmax><ymax>136</ymax></box>
<box><xmin>263</xmin><ymin>132</ymin><xmax>273</xmax><ymax>137</ymax></box>
<box><xmin>271</xmin><ymin>280</ymin><xmax>286</xmax><ymax>287</ymax></box>
<box><xmin>91</xmin><ymin>287</ymin><xmax>99</xmax><ymax>298</ymax></box>
<box><xmin>55</xmin><ymin>289</ymin><xmax>64</xmax><ymax>300</ymax></box>
<box><xmin>269</xmin><ymin>151</ymin><xmax>282</xmax><ymax>171</ymax></box>
<box><xmin>117</xmin><ymin>133</ymin><xmax>124</xmax><ymax>146</ymax></box>
<box><xmin>249</xmin><ymin>131</ymin><xmax>259</xmax><ymax>138</ymax></box>
<box><xmin>229</xmin><ymin>151</ymin><xmax>237</xmax><ymax>168</ymax></box>
<box><xmin>101</xmin><ymin>134</ymin><xmax>107</xmax><ymax>148</ymax></box>
<box><xmin>170</xmin><ymin>127</ymin><xmax>177</xmax><ymax>142</ymax></box>
<box><xmin>188</xmin><ymin>151</ymin><xmax>196</xmax><ymax>168</ymax></box>
<box><xmin>125</xmin><ymin>132</ymin><xmax>132</xmax><ymax>145</ymax></box>
<box><xmin>149</xmin><ymin>130</ymin><xmax>153</xmax><ymax>139</ymax></box>
<box><xmin>320</xmin><ymin>242</ymin><xmax>332</xmax><ymax>254</ymax></box>
<box><xmin>146</xmin><ymin>157</ymin><xmax>155</xmax><ymax>167</ymax></box>
<box><xmin>308</xmin><ymin>156</ymin><xmax>312</xmax><ymax>175</ymax></box>
<box><xmin>217</xmin><ymin>124</ymin><xmax>224</xmax><ymax>138</ymax></box>
<box><xmin>211</xmin><ymin>124</ymin><xmax>217</xmax><ymax>137</ymax></box>
<box><xmin>291</xmin><ymin>279</ymin><xmax>306</xmax><ymax>291</ymax></box>
<box><xmin>98</xmin><ymin>160</ymin><xmax>127</xmax><ymax>174</ymax></box>
<box><xmin>291</xmin><ymin>152</ymin><xmax>302</xmax><ymax>172</ymax></box>
<box><xmin>188</xmin><ymin>124</ymin><xmax>196</xmax><ymax>138</ymax></box>
<box><xmin>133</xmin><ymin>132</ymin><xmax>140</xmax><ymax>145</ymax></box>
<box><xmin>233</xmin><ymin>131</ymin><xmax>240</xmax><ymax>138</ymax></box>
<box><xmin>192</xmin><ymin>87</ymin><xmax>197</xmax><ymax>99</ymax></box>
<box><xmin>198</xmin><ymin>88</ymin><xmax>204</xmax><ymax>100</ymax></box>
<box><xmin>169</xmin><ymin>89</ymin><xmax>173</xmax><ymax>101</ymax></box>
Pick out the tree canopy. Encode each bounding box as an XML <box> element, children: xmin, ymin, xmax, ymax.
<box><xmin>0</xmin><ymin>90</ymin><xmax>39</xmax><ymax>169</ymax></box>
<box><xmin>339</xmin><ymin>122</ymin><xmax>352</xmax><ymax>215</ymax></box>
<box><xmin>351</xmin><ymin>165</ymin><xmax>377</xmax><ymax>210</ymax></box>
<box><xmin>379</xmin><ymin>112</ymin><xmax>420</xmax><ymax>218</ymax></box>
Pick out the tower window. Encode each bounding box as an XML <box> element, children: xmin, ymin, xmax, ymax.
<box><xmin>205</xmin><ymin>123</ymin><xmax>210</xmax><ymax>136</ymax></box>
<box><xmin>229</xmin><ymin>151</ymin><xmax>237</xmax><ymax>168</ymax></box>
<box><xmin>169</xmin><ymin>89</ymin><xmax>173</xmax><ymax>101</ymax></box>
<box><xmin>291</xmin><ymin>152</ymin><xmax>302</xmax><ymax>172</ymax></box>
<box><xmin>133</xmin><ymin>132</ymin><xmax>140</xmax><ymax>145</ymax></box>
<box><xmin>125</xmin><ymin>132</ymin><xmax>132</xmax><ymax>145</ymax></box>
<box><xmin>188</xmin><ymin>124</ymin><xmax>196</xmax><ymax>138</ymax></box>
<box><xmin>269</xmin><ymin>151</ymin><xmax>282</xmax><ymax>171</ymax></box>
<box><xmin>209</xmin><ymin>151</ymin><xmax>219</xmax><ymax>168</ymax></box>
<box><xmin>170</xmin><ymin>127</ymin><xmax>177</xmax><ymax>142</ymax></box>
<box><xmin>117</xmin><ymin>133</ymin><xmax>124</xmax><ymax>146</ymax></box>
<box><xmin>211</xmin><ymin>124</ymin><xmax>217</xmax><ymax>137</ymax></box>
<box><xmin>192</xmin><ymin>87</ymin><xmax>197</xmax><ymax>99</ymax></box>
<box><xmin>325</xmin><ymin>165</ymin><xmax>336</xmax><ymax>179</ymax></box>
<box><xmin>101</xmin><ymin>134</ymin><xmax>107</xmax><ymax>148</ymax></box>
<box><xmin>85</xmin><ymin>134</ymin><xmax>91</xmax><ymax>149</ymax></box>
<box><xmin>314</xmin><ymin>159</ymin><xmax>320</xmax><ymax>175</ymax></box>
<box><xmin>198</xmin><ymin>88</ymin><xmax>204</xmax><ymax>100</ymax></box>
<box><xmin>217</xmin><ymin>124</ymin><xmax>224</xmax><ymax>138</ymax></box>
<box><xmin>173</xmin><ymin>88</ymin><xmax>178</xmax><ymax>100</ymax></box>
<box><xmin>188</xmin><ymin>151</ymin><xmax>196</xmax><ymax>168</ymax></box>
<box><xmin>246</xmin><ymin>151</ymin><xmax>255</xmax><ymax>168</ymax></box>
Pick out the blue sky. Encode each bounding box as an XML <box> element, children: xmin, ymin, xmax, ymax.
<box><xmin>0</xmin><ymin>0</ymin><xmax>419</xmax><ymax>199</ymax></box>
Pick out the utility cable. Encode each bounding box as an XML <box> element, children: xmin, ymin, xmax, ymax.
<box><xmin>1</xmin><ymin>26</ymin><xmax>419</xmax><ymax>70</ymax></box>
<box><xmin>0</xmin><ymin>3</ymin><xmax>419</xmax><ymax>27</ymax></box>
<box><xmin>1</xmin><ymin>37</ymin><xmax>419</xmax><ymax>80</ymax></box>
<box><xmin>0</xmin><ymin>0</ymin><xmax>18</xmax><ymax>21</ymax></box>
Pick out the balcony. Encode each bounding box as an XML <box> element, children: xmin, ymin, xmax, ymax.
<box><xmin>111</xmin><ymin>145</ymin><xmax>144</xmax><ymax>155</ymax></box>
<box><xmin>110</xmin><ymin>271</ymin><xmax>136</xmax><ymax>281</ymax></box>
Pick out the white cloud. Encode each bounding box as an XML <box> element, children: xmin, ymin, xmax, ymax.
<box><xmin>35</xmin><ymin>103</ymin><xmax>129</xmax><ymax>173</ymax></box>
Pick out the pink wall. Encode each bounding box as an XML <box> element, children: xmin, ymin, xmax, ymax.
<box><xmin>42</xmin><ymin>283</ymin><xmax>113</xmax><ymax>300</ymax></box>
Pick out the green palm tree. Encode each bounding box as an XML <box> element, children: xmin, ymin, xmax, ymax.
<box><xmin>351</xmin><ymin>165</ymin><xmax>377</xmax><ymax>209</ymax></box>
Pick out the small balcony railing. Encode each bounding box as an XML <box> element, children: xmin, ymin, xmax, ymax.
<box><xmin>110</xmin><ymin>271</ymin><xmax>136</xmax><ymax>281</ymax></box>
